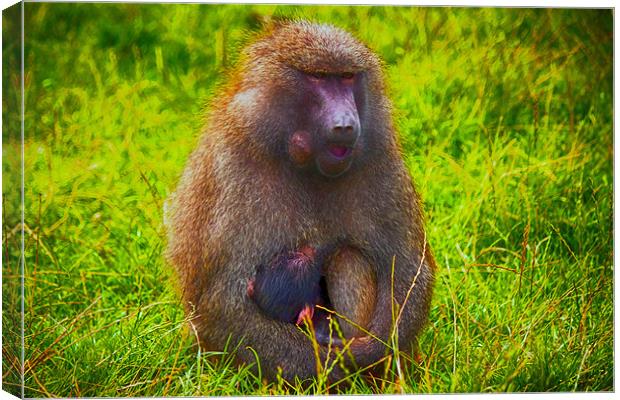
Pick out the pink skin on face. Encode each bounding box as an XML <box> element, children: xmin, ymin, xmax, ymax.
<box><xmin>288</xmin><ymin>131</ymin><xmax>314</xmax><ymax>166</ymax></box>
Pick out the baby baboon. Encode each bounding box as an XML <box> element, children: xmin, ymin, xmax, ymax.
<box><xmin>247</xmin><ymin>245</ymin><xmax>326</xmax><ymax>325</ymax></box>
<box><xmin>166</xmin><ymin>20</ymin><xmax>435</xmax><ymax>382</ymax></box>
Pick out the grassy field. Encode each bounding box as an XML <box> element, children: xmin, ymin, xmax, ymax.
<box><xmin>2</xmin><ymin>3</ymin><xmax>613</xmax><ymax>396</ymax></box>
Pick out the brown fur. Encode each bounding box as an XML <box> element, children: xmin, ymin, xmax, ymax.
<box><xmin>324</xmin><ymin>246</ymin><xmax>377</xmax><ymax>339</ymax></box>
<box><xmin>166</xmin><ymin>20</ymin><xmax>435</xmax><ymax>382</ymax></box>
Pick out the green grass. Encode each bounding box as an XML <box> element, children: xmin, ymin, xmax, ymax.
<box><xmin>2</xmin><ymin>3</ymin><xmax>613</xmax><ymax>396</ymax></box>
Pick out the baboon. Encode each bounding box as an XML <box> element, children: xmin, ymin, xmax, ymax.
<box><xmin>166</xmin><ymin>21</ymin><xmax>435</xmax><ymax>382</ymax></box>
<box><xmin>247</xmin><ymin>244</ymin><xmax>328</xmax><ymax>324</ymax></box>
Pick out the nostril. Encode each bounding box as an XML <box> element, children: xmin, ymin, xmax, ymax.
<box><xmin>332</xmin><ymin>125</ymin><xmax>354</xmax><ymax>135</ymax></box>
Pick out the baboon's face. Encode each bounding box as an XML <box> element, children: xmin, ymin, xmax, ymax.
<box><xmin>234</xmin><ymin>23</ymin><xmax>380</xmax><ymax>179</ymax></box>
<box><xmin>285</xmin><ymin>70</ymin><xmax>366</xmax><ymax>178</ymax></box>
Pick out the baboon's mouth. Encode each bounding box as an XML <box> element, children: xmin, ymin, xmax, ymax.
<box><xmin>316</xmin><ymin>146</ymin><xmax>355</xmax><ymax>178</ymax></box>
<box><xmin>327</xmin><ymin>145</ymin><xmax>353</xmax><ymax>160</ymax></box>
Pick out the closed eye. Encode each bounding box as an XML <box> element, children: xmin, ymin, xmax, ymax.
<box><xmin>307</xmin><ymin>71</ymin><xmax>328</xmax><ymax>83</ymax></box>
<box><xmin>302</xmin><ymin>70</ymin><xmax>356</xmax><ymax>84</ymax></box>
<box><xmin>341</xmin><ymin>72</ymin><xmax>355</xmax><ymax>84</ymax></box>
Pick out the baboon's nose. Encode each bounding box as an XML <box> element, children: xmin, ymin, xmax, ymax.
<box><xmin>329</xmin><ymin>113</ymin><xmax>359</xmax><ymax>147</ymax></box>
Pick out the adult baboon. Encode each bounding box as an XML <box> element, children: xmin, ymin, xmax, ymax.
<box><xmin>166</xmin><ymin>20</ymin><xmax>435</xmax><ymax>382</ymax></box>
